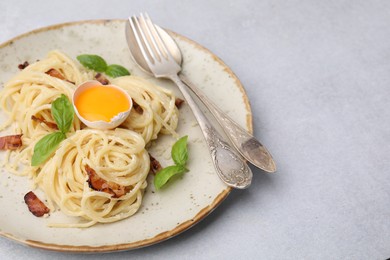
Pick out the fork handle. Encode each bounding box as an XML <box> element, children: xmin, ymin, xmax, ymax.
<box><xmin>169</xmin><ymin>74</ymin><xmax>252</xmax><ymax>189</ymax></box>
<box><xmin>179</xmin><ymin>74</ymin><xmax>276</xmax><ymax>173</ymax></box>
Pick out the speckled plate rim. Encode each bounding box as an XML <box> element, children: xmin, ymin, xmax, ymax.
<box><xmin>0</xmin><ymin>19</ymin><xmax>253</xmax><ymax>253</ymax></box>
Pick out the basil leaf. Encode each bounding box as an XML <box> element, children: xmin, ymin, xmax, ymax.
<box><xmin>171</xmin><ymin>135</ymin><xmax>188</xmax><ymax>166</ymax></box>
<box><xmin>154</xmin><ymin>164</ymin><xmax>187</xmax><ymax>189</ymax></box>
<box><xmin>105</xmin><ymin>64</ymin><xmax>130</xmax><ymax>78</ymax></box>
<box><xmin>51</xmin><ymin>94</ymin><xmax>74</xmax><ymax>134</ymax></box>
<box><xmin>77</xmin><ymin>54</ymin><xmax>107</xmax><ymax>72</ymax></box>
<box><xmin>31</xmin><ymin>132</ymin><xmax>66</xmax><ymax>166</ymax></box>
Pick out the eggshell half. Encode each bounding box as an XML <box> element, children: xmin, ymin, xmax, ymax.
<box><xmin>72</xmin><ymin>80</ymin><xmax>132</xmax><ymax>130</ymax></box>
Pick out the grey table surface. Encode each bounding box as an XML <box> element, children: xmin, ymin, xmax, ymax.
<box><xmin>1</xmin><ymin>0</ymin><xmax>389</xmax><ymax>259</ymax></box>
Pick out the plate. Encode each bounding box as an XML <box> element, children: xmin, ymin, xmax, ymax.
<box><xmin>0</xmin><ymin>20</ymin><xmax>252</xmax><ymax>252</ymax></box>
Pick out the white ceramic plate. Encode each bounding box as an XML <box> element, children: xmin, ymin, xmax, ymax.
<box><xmin>0</xmin><ymin>20</ymin><xmax>252</xmax><ymax>252</ymax></box>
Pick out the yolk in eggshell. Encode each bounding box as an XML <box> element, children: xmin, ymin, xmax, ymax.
<box><xmin>75</xmin><ymin>85</ymin><xmax>130</xmax><ymax>122</ymax></box>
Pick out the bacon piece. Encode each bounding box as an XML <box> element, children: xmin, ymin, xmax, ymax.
<box><xmin>85</xmin><ymin>165</ymin><xmax>127</xmax><ymax>198</ymax></box>
<box><xmin>149</xmin><ymin>153</ymin><xmax>162</xmax><ymax>175</ymax></box>
<box><xmin>108</xmin><ymin>183</ymin><xmax>127</xmax><ymax>198</ymax></box>
<box><xmin>132</xmin><ymin>100</ymin><xmax>143</xmax><ymax>114</ymax></box>
<box><xmin>18</xmin><ymin>61</ymin><xmax>29</xmax><ymax>70</ymax></box>
<box><xmin>175</xmin><ymin>98</ymin><xmax>185</xmax><ymax>109</ymax></box>
<box><xmin>85</xmin><ymin>165</ymin><xmax>110</xmax><ymax>193</ymax></box>
<box><xmin>46</xmin><ymin>69</ymin><xmax>75</xmax><ymax>84</ymax></box>
<box><xmin>31</xmin><ymin>115</ymin><xmax>58</xmax><ymax>130</ymax></box>
<box><xmin>24</xmin><ymin>191</ymin><xmax>50</xmax><ymax>217</ymax></box>
<box><xmin>0</xmin><ymin>134</ymin><xmax>22</xmax><ymax>150</ymax></box>
<box><xmin>46</xmin><ymin>68</ymin><xmax>66</xmax><ymax>80</ymax></box>
<box><xmin>95</xmin><ymin>73</ymin><xmax>110</xmax><ymax>85</ymax></box>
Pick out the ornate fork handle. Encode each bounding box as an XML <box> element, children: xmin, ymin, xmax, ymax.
<box><xmin>204</xmin><ymin>125</ymin><xmax>253</xmax><ymax>188</ymax></box>
<box><xmin>179</xmin><ymin>74</ymin><xmax>276</xmax><ymax>172</ymax></box>
<box><xmin>170</xmin><ymin>74</ymin><xmax>252</xmax><ymax>189</ymax></box>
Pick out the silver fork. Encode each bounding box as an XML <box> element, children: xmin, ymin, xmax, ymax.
<box><xmin>129</xmin><ymin>13</ymin><xmax>252</xmax><ymax>189</ymax></box>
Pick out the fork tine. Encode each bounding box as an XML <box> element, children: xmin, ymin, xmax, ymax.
<box><xmin>131</xmin><ymin>15</ymin><xmax>157</xmax><ymax>63</ymax></box>
<box><xmin>129</xmin><ymin>16</ymin><xmax>152</xmax><ymax>64</ymax></box>
<box><xmin>142</xmin><ymin>13</ymin><xmax>172</xmax><ymax>60</ymax></box>
<box><xmin>139</xmin><ymin>13</ymin><xmax>164</xmax><ymax>61</ymax></box>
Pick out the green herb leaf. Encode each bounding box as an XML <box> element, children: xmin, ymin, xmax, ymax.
<box><xmin>76</xmin><ymin>54</ymin><xmax>107</xmax><ymax>72</ymax></box>
<box><xmin>105</xmin><ymin>64</ymin><xmax>130</xmax><ymax>78</ymax></box>
<box><xmin>171</xmin><ymin>135</ymin><xmax>188</xmax><ymax>166</ymax></box>
<box><xmin>154</xmin><ymin>164</ymin><xmax>187</xmax><ymax>189</ymax></box>
<box><xmin>51</xmin><ymin>94</ymin><xmax>74</xmax><ymax>134</ymax></box>
<box><xmin>31</xmin><ymin>132</ymin><xmax>66</xmax><ymax>166</ymax></box>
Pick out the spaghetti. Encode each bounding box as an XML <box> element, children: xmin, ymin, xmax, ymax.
<box><xmin>0</xmin><ymin>50</ymin><xmax>179</xmax><ymax>227</ymax></box>
<box><xmin>37</xmin><ymin>128</ymin><xmax>149</xmax><ymax>228</ymax></box>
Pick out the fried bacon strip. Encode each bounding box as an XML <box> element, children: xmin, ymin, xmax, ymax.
<box><xmin>175</xmin><ymin>98</ymin><xmax>185</xmax><ymax>109</ymax></box>
<box><xmin>132</xmin><ymin>100</ymin><xmax>143</xmax><ymax>114</ymax></box>
<box><xmin>107</xmin><ymin>183</ymin><xmax>127</xmax><ymax>198</ymax></box>
<box><xmin>85</xmin><ymin>165</ymin><xmax>127</xmax><ymax>198</ymax></box>
<box><xmin>45</xmin><ymin>68</ymin><xmax>75</xmax><ymax>84</ymax></box>
<box><xmin>149</xmin><ymin>153</ymin><xmax>162</xmax><ymax>175</ymax></box>
<box><xmin>0</xmin><ymin>134</ymin><xmax>22</xmax><ymax>150</ymax></box>
<box><xmin>31</xmin><ymin>115</ymin><xmax>58</xmax><ymax>130</ymax></box>
<box><xmin>24</xmin><ymin>191</ymin><xmax>50</xmax><ymax>217</ymax></box>
<box><xmin>46</xmin><ymin>68</ymin><xmax>66</xmax><ymax>80</ymax></box>
<box><xmin>18</xmin><ymin>61</ymin><xmax>29</xmax><ymax>70</ymax></box>
<box><xmin>95</xmin><ymin>73</ymin><xmax>110</xmax><ymax>85</ymax></box>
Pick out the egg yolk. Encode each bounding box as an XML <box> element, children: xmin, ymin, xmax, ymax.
<box><xmin>75</xmin><ymin>86</ymin><xmax>130</xmax><ymax>122</ymax></box>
